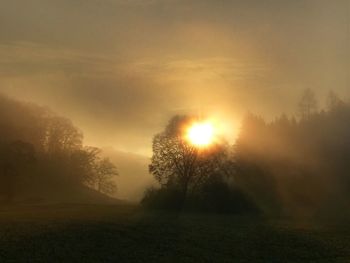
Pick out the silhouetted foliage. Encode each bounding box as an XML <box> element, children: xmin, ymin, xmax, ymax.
<box><xmin>93</xmin><ymin>158</ymin><xmax>118</xmax><ymax>195</ymax></box>
<box><xmin>234</xmin><ymin>90</ymin><xmax>350</xmax><ymax>217</ymax></box>
<box><xmin>150</xmin><ymin>116</ymin><xmax>234</xmax><ymax>195</ymax></box>
<box><xmin>298</xmin><ymin>88</ymin><xmax>318</xmax><ymax>120</ymax></box>
<box><xmin>141</xmin><ymin>186</ymin><xmax>184</xmax><ymax>210</ymax></box>
<box><xmin>145</xmin><ymin>115</ymin><xmax>257</xmax><ymax>213</ymax></box>
<box><xmin>0</xmin><ymin>94</ymin><xmax>118</xmax><ymax>203</ymax></box>
<box><xmin>145</xmin><ymin>90</ymin><xmax>350</xmax><ymax>217</ymax></box>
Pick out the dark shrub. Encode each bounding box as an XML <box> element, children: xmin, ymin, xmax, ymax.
<box><xmin>141</xmin><ymin>186</ymin><xmax>184</xmax><ymax>211</ymax></box>
<box><xmin>141</xmin><ymin>176</ymin><xmax>260</xmax><ymax>214</ymax></box>
<box><xmin>196</xmin><ymin>175</ymin><xmax>260</xmax><ymax>214</ymax></box>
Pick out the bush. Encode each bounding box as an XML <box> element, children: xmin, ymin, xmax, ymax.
<box><xmin>141</xmin><ymin>186</ymin><xmax>185</xmax><ymax>210</ymax></box>
<box><xmin>141</xmin><ymin>176</ymin><xmax>260</xmax><ymax>214</ymax></box>
<box><xmin>196</xmin><ymin>176</ymin><xmax>260</xmax><ymax>214</ymax></box>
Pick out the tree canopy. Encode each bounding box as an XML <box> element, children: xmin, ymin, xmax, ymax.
<box><xmin>146</xmin><ymin>115</ymin><xmax>256</xmax><ymax>212</ymax></box>
<box><xmin>0</xmin><ymin>94</ymin><xmax>118</xmax><ymax>203</ymax></box>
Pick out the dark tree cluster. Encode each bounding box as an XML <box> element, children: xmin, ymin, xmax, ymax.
<box><xmin>144</xmin><ymin>115</ymin><xmax>258</xmax><ymax>213</ymax></box>
<box><xmin>0</xmin><ymin>94</ymin><xmax>117</xmax><ymax>203</ymax></box>
<box><xmin>145</xmin><ymin>90</ymin><xmax>350</xmax><ymax>217</ymax></box>
<box><xmin>235</xmin><ymin>90</ymin><xmax>350</xmax><ymax>217</ymax></box>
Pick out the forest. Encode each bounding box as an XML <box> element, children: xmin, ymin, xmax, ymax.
<box><xmin>0</xmin><ymin>94</ymin><xmax>118</xmax><ymax>204</ymax></box>
<box><xmin>2</xmin><ymin>91</ymin><xmax>350</xmax><ymax>262</ymax></box>
<box><xmin>143</xmin><ymin>89</ymin><xmax>350</xmax><ymax>219</ymax></box>
<box><xmin>2</xmin><ymin>90</ymin><xmax>350</xmax><ymax>221</ymax></box>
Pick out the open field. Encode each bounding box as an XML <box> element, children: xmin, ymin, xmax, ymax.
<box><xmin>0</xmin><ymin>204</ymin><xmax>350</xmax><ymax>262</ymax></box>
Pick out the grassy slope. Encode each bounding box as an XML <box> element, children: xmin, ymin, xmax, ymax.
<box><xmin>0</xmin><ymin>204</ymin><xmax>349</xmax><ymax>262</ymax></box>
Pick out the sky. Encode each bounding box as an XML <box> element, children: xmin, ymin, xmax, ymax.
<box><xmin>0</xmin><ymin>0</ymin><xmax>349</xmax><ymax>155</ymax></box>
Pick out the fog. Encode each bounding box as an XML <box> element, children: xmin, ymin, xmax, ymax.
<box><xmin>2</xmin><ymin>2</ymin><xmax>350</xmax><ymax>262</ymax></box>
<box><xmin>1</xmin><ymin>0</ymin><xmax>349</xmax><ymax>154</ymax></box>
<box><xmin>0</xmin><ymin>0</ymin><xmax>349</xmax><ymax>202</ymax></box>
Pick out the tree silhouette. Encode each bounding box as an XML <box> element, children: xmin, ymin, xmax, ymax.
<box><xmin>69</xmin><ymin>146</ymin><xmax>101</xmax><ymax>185</ymax></box>
<box><xmin>94</xmin><ymin>158</ymin><xmax>118</xmax><ymax>195</ymax></box>
<box><xmin>149</xmin><ymin>115</ymin><xmax>232</xmax><ymax>201</ymax></box>
<box><xmin>0</xmin><ymin>94</ymin><xmax>119</xmax><ymax>203</ymax></box>
<box><xmin>298</xmin><ymin>88</ymin><xmax>318</xmax><ymax>120</ymax></box>
<box><xmin>44</xmin><ymin>116</ymin><xmax>83</xmax><ymax>154</ymax></box>
<box><xmin>327</xmin><ymin>90</ymin><xmax>344</xmax><ymax>112</ymax></box>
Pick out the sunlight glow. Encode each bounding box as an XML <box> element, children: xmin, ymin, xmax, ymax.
<box><xmin>186</xmin><ymin>121</ymin><xmax>215</xmax><ymax>147</ymax></box>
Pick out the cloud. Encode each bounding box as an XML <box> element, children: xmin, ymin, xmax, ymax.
<box><xmin>0</xmin><ymin>0</ymin><xmax>349</xmax><ymax>154</ymax></box>
<box><xmin>0</xmin><ymin>42</ymin><xmax>115</xmax><ymax>77</ymax></box>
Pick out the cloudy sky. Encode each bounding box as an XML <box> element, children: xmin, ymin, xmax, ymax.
<box><xmin>0</xmin><ymin>0</ymin><xmax>349</xmax><ymax>155</ymax></box>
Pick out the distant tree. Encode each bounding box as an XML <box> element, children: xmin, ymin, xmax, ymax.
<box><xmin>94</xmin><ymin>158</ymin><xmax>118</xmax><ymax>195</ymax></box>
<box><xmin>235</xmin><ymin>113</ymin><xmax>267</xmax><ymax>158</ymax></box>
<box><xmin>149</xmin><ymin>115</ymin><xmax>233</xmax><ymax>201</ymax></box>
<box><xmin>327</xmin><ymin>90</ymin><xmax>344</xmax><ymax>112</ymax></box>
<box><xmin>44</xmin><ymin>116</ymin><xmax>83</xmax><ymax>154</ymax></box>
<box><xmin>69</xmin><ymin>146</ymin><xmax>101</xmax><ymax>185</ymax></box>
<box><xmin>0</xmin><ymin>94</ymin><xmax>121</xmax><ymax>203</ymax></box>
<box><xmin>298</xmin><ymin>88</ymin><xmax>318</xmax><ymax>120</ymax></box>
<box><xmin>234</xmin><ymin>102</ymin><xmax>350</xmax><ymax>216</ymax></box>
<box><xmin>234</xmin><ymin>114</ymin><xmax>282</xmax><ymax>214</ymax></box>
<box><xmin>70</xmin><ymin>148</ymin><xmax>118</xmax><ymax>195</ymax></box>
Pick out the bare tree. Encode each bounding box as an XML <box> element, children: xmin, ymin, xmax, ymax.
<box><xmin>149</xmin><ymin>115</ymin><xmax>232</xmax><ymax>200</ymax></box>
<box><xmin>70</xmin><ymin>146</ymin><xmax>101</xmax><ymax>185</ymax></box>
<box><xmin>327</xmin><ymin>90</ymin><xmax>344</xmax><ymax>112</ymax></box>
<box><xmin>94</xmin><ymin>158</ymin><xmax>118</xmax><ymax>195</ymax></box>
<box><xmin>298</xmin><ymin>88</ymin><xmax>318</xmax><ymax>120</ymax></box>
<box><xmin>44</xmin><ymin>116</ymin><xmax>83</xmax><ymax>154</ymax></box>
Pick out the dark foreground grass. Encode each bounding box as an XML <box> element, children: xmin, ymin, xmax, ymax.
<box><xmin>0</xmin><ymin>204</ymin><xmax>349</xmax><ymax>262</ymax></box>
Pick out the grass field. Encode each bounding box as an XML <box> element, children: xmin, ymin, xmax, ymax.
<box><xmin>0</xmin><ymin>204</ymin><xmax>349</xmax><ymax>262</ymax></box>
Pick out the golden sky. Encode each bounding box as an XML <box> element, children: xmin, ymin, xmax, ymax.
<box><xmin>0</xmin><ymin>0</ymin><xmax>349</xmax><ymax>155</ymax></box>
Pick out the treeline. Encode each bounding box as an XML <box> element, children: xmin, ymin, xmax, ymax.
<box><xmin>0</xmin><ymin>94</ymin><xmax>117</xmax><ymax>203</ymax></box>
<box><xmin>145</xmin><ymin>90</ymin><xmax>350</xmax><ymax>217</ymax></box>
<box><xmin>235</xmin><ymin>90</ymin><xmax>350</xmax><ymax>217</ymax></box>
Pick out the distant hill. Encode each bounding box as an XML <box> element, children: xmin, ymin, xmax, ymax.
<box><xmin>101</xmin><ymin>148</ymin><xmax>155</xmax><ymax>202</ymax></box>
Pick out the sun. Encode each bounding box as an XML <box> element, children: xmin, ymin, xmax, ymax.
<box><xmin>186</xmin><ymin>121</ymin><xmax>215</xmax><ymax>147</ymax></box>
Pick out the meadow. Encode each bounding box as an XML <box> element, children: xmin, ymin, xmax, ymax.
<box><xmin>0</xmin><ymin>204</ymin><xmax>349</xmax><ymax>262</ymax></box>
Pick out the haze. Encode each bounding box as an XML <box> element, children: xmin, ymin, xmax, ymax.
<box><xmin>2</xmin><ymin>2</ymin><xmax>350</xmax><ymax>260</ymax></box>
<box><xmin>1</xmin><ymin>0</ymin><xmax>348</xmax><ymax>154</ymax></box>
